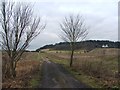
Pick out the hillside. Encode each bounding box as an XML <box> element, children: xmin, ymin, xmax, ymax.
<box><xmin>89</xmin><ymin>48</ymin><xmax>119</xmax><ymax>56</ymax></box>
<box><xmin>36</xmin><ymin>40</ymin><xmax>120</xmax><ymax>52</ymax></box>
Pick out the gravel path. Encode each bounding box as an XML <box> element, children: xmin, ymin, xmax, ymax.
<box><xmin>40</xmin><ymin>58</ymin><xmax>90</xmax><ymax>88</ymax></box>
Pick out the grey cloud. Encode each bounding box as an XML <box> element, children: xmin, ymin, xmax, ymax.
<box><xmin>24</xmin><ymin>0</ymin><xmax>118</xmax><ymax>50</ymax></box>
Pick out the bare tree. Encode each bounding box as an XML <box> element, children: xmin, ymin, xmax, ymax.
<box><xmin>0</xmin><ymin>1</ymin><xmax>46</xmax><ymax>78</ymax></box>
<box><xmin>60</xmin><ymin>15</ymin><xmax>88</xmax><ymax>67</ymax></box>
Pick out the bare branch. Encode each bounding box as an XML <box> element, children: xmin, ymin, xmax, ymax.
<box><xmin>59</xmin><ymin>14</ymin><xmax>88</xmax><ymax>67</ymax></box>
<box><xmin>60</xmin><ymin>14</ymin><xmax>88</xmax><ymax>43</ymax></box>
<box><xmin>0</xmin><ymin>1</ymin><xmax>46</xmax><ymax>77</ymax></box>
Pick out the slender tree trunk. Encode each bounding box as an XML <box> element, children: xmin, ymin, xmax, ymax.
<box><xmin>70</xmin><ymin>43</ymin><xmax>74</xmax><ymax>67</ymax></box>
<box><xmin>13</xmin><ymin>61</ymin><xmax>17</xmax><ymax>77</ymax></box>
<box><xmin>70</xmin><ymin>49</ymin><xmax>74</xmax><ymax>67</ymax></box>
<box><xmin>10</xmin><ymin>58</ymin><xmax>16</xmax><ymax>78</ymax></box>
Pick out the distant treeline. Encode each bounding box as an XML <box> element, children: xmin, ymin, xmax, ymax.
<box><xmin>36</xmin><ymin>40</ymin><xmax>120</xmax><ymax>52</ymax></box>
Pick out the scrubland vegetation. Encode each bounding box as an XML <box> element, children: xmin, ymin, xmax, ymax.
<box><xmin>2</xmin><ymin>48</ymin><xmax>119</xmax><ymax>88</ymax></box>
<box><xmin>2</xmin><ymin>52</ymin><xmax>43</xmax><ymax>88</ymax></box>
<box><xmin>40</xmin><ymin>48</ymin><xmax>119</xmax><ymax>88</ymax></box>
<box><xmin>1</xmin><ymin>1</ymin><xmax>119</xmax><ymax>89</ymax></box>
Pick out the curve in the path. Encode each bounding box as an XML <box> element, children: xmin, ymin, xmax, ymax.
<box><xmin>40</xmin><ymin>59</ymin><xmax>91</xmax><ymax>88</ymax></box>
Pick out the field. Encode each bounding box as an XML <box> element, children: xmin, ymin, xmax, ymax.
<box><xmin>2</xmin><ymin>48</ymin><xmax>119</xmax><ymax>88</ymax></box>
<box><xmin>2</xmin><ymin>52</ymin><xmax>43</xmax><ymax>88</ymax></box>
<box><xmin>40</xmin><ymin>48</ymin><xmax>119</xmax><ymax>88</ymax></box>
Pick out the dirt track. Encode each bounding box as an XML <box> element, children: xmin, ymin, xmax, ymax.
<box><xmin>40</xmin><ymin>58</ymin><xmax>90</xmax><ymax>88</ymax></box>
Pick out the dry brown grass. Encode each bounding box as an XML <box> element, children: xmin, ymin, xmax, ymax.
<box><xmin>73</xmin><ymin>51</ymin><xmax>118</xmax><ymax>88</ymax></box>
<box><xmin>16</xmin><ymin>60</ymin><xmax>41</xmax><ymax>78</ymax></box>
<box><xmin>2</xmin><ymin>52</ymin><xmax>42</xmax><ymax>88</ymax></box>
<box><xmin>46</xmin><ymin>48</ymin><xmax>119</xmax><ymax>88</ymax></box>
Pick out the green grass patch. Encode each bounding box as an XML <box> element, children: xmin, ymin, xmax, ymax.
<box><xmin>50</xmin><ymin>59</ymin><xmax>69</xmax><ymax>66</ymax></box>
<box><xmin>30</xmin><ymin>78</ymin><xmax>40</xmax><ymax>88</ymax></box>
<box><xmin>29</xmin><ymin>67</ymin><xmax>42</xmax><ymax>88</ymax></box>
<box><xmin>62</xmin><ymin>65</ymin><xmax>103</xmax><ymax>88</ymax></box>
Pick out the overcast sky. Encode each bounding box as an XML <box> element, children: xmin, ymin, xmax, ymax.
<box><xmin>10</xmin><ymin>0</ymin><xmax>118</xmax><ymax>50</ymax></box>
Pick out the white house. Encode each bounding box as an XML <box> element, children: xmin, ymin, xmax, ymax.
<box><xmin>102</xmin><ymin>44</ymin><xmax>108</xmax><ymax>48</ymax></box>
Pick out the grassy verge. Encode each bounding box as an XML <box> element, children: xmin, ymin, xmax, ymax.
<box><xmin>63</xmin><ymin>65</ymin><xmax>103</xmax><ymax>88</ymax></box>
<box><xmin>28</xmin><ymin>52</ymin><xmax>44</xmax><ymax>88</ymax></box>
<box><xmin>43</xmin><ymin>52</ymin><xmax>118</xmax><ymax>88</ymax></box>
<box><xmin>50</xmin><ymin>59</ymin><xmax>102</xmax><ymax>88</ymax></box>
<box><xmin>29</xmin><ymin>68</ymin><xmax>41</xmax><ymax>88</ymax></box>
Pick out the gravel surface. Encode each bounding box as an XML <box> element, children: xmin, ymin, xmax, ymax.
<box><xmin>40</xmin><ymin>58</ymin><xmax>91</xmax><ymax>88</ymax></box>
